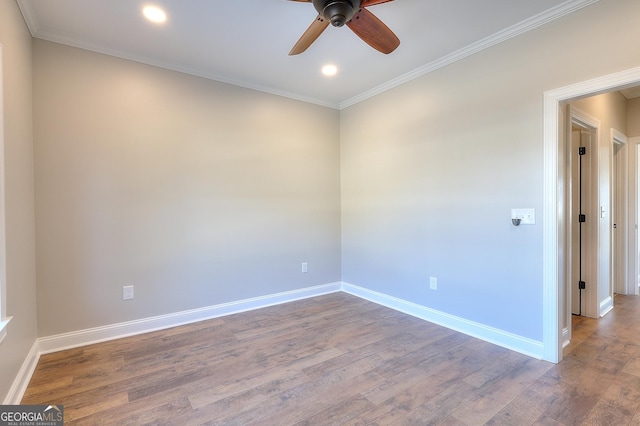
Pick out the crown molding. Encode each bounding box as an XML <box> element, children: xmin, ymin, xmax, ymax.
<box><xmin>17</xmin><ymin>0</ymin><xmax>599</xmax><ymax>110</ymax></box>
<box><xmin>339</xmin><ymin>0</ymin><xmax>600</xmax><ymax>109</ymax></box>
<box><xmin>17</xmin><ymin>0</ymin><xmax>340</xmax><ymax>110</ymax></box>
<box><xmin>31</xmin><ymin>29</ymin><xmax>341</xmax><ymax>110</ymax></box>
<box><xmin>16</xmin><ymin>0</ymin><xmax>39</xmax><ymax>35</ymax></box>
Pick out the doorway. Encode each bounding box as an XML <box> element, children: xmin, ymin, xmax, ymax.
<box><xmin>567</xmin><ymin>109</ymin><xmax>599</xmax><ymax>322</ymax></box>
<box><xmin>612</xmin><ymin>129</ymin><xmax>629</xmax><ymax>298</ymax></box>
<box><xmin>542</xmin><ymin>66</ymin><xmax>640</xmax><ymax>363</ymax></box>
<box><xmin>561</xmin><ymin>97</ymin><xmax>634</xmax><ymax>354</ymax></box>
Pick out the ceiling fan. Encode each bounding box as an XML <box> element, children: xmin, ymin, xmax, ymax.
<box><xmin>288</xmin><ymin>0</ymin><xmax>400</xmax><ymax>55</ymax></box>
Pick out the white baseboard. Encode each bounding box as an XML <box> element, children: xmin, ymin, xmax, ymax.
<box><xmin>38</xmin><ymin>282</ymin><xmax>342</xmax><ymax>354</ymax></box>
<box><xmin>342</xmin><ymin>282</ymin><xmax>545</xmax><ymax>360</ymax></box>
<box><xmin>3</xmin><ymin>340</ymin><xmax>40</xmax><ymax>404</ymax></box>
<box><xmin>562</xmin><ymin>327</ymin><xmax>571</xmax><ymax>349</ymax></box>
<box><xmin>6</xmin><ymin>282</ymin><xmax>341</xmax><ymax>404</ymax></box>
<box><xmin>600</xmin><ymin>296</ymin><xmax>614</xmax><ymax>317</ymax></box>
<box><xmin>9</xmin><ymin>279</ymin><xmax>547</xmax><ymax>403</ymax></box>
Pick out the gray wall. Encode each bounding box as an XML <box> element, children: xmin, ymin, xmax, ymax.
<box><xmin>33</xmin><ymin>41</ymin><xmax>342</xmax><ymax>336</ymax></box>
<box><xmin>0</xmin><ymin>0</ymin><xmax>38</xmax><ymax>400</ymax></box>
<box><xmin>340</xmin><ymin>0</ymin><xmax>640</xmax><ymax>342</ymax></box>
<box><xmin>4</xmin><ymin>0</ymin><xmax>640</xmax><ymax>399</ymax></box>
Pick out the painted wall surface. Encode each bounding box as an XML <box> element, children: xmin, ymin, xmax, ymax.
<box><xmin>628</xmin><ymin>98</ymin><xmax>640</xmax><ymax>137</ymax></box>
<box><xmin>340</xmin><ymin>0</ymin><xmax>640</xmax><ymax>341</ymax></box>
<box><xmin>7</xmin><ymin>0</ymin><xmax>640</xmax><ymax>381</ymax></box>
<box><xmin>0</xmin><ymin>0</ymin><xmax>38</xmax><ymax>400</ymax></box>
<box><xmin>33</xmin><ymin>41</ymin><xmax>341</xmax><ymax>336</ymax></box>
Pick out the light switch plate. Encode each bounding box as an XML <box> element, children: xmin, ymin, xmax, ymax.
<box><xmin>512</xmin><ymin>208</ymin><xmax>535</xmax><ymax>225</ymax></box>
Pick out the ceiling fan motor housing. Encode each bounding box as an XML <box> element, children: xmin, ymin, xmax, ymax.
<box><xmin>312</xmin><ymin>0</ymin><xmax>362</xmax><ymax>27</ymax></box>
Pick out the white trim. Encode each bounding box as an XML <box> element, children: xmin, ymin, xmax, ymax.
<box><xmin>36</xmin><ymin>281</ymin><xmax>548</xmax><ymax>358</ymax></box>
<box><xmin>562</xmin><ymin>327</ymin><xmax>571</xmax><ymax>349</ymax></box>
<box><xmin>571</xmin><ymin>106</ymin><xmax>601</xmax><ymax>130</ymax></box>
<box><xmin>543</xmin><ymin>65</ymin><xmax>640</xmax><ymax>363</ymax></box>
<box><xmin>0</xmin><ymin>317</ymin><xmax>12</xmax><ymax>346</ymax></box>
<box><xmin>543</xmin><ymin>90</ymin><xmax>561</xmax><ymax>363</ymax></box>
<box><xmin>2</xmin><ymin>340</ymin><xmax>40</xmax><ymax>404</ymax></box>
<box><xmin>17</xmin><ymin>0</ymin><xmax>598</xmax><ymax>111</ymax></box>
<box><xmin>611</xmin><ymin>128</ymin><xmax>629</xmax><ymax>299</ymax></box>
<box><xmin>342</xmin><ymin>283</ymin><xmax>544</xmax><ymax>359</ymax></box>
<box><xmin>600</xmin><ymin>296</ymin><xmax>613</xmax><ymax>317</ymax></box>
<box><xmin>38</xmin><ymin>282</ymin><xmax>342</xmax><ymax>354</ymax></box>
<box><xmin>0</xmin><ymin>43</ymin><xmax>8</xmax><ymax>340</ymax></box>
<box><xmin>568</xmin><ymin>106</ymin><xmax>600</xmax><ymax>319</ymax></box>
<box><xmin>7</xmin><ymin>281</ymin><xmax>550</xmax><ymax>402</ymax></box>
<box><xmin>612</xmin><ymin>128</ymin><xmax>628</xmax><ymax>146</ymax></box>
<box><xmin>15</xmin><ymin>0</ymin><xmax>340</xmax><ymax>110</ymax></box>
<box><xmin>15</xmin><ymin>0</ymin><xmax>39</xmax><ymax>35</ymax></box>
<box><xmin>629</xmin><ymin>137</ymin><xmax>640</xmax><ymax>296</ymax></box>
<box><xmin>22</xmin><ymin>29</ymin><xmax>341</xmax><ymax>110</ymax></box>
<box><xmin>340</xmin><ymin>0</ymin><xmax>599</xmax><ymax>109</ymax></box>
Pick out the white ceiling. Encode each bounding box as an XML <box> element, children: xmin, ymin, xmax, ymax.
<box><xmin>18</xmin><ymin>0</ymin><xmax>599</xmax><ymax>109</ymax></box>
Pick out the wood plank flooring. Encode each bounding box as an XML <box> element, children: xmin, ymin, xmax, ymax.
<box><xmin>21</xmin><ymin>292</ymin><xmax>640</xmax><ymax>425</ymax></box>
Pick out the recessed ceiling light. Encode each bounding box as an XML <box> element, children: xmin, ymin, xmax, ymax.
<box><xmin>143</xmin><ymin>5</ymin><xmax>167</xmax><ymax>23</ymax></box>
<box><xmin>322</xmin><ymin>64</ymin><xmax>338</xmax><ymax>77</ymax></box>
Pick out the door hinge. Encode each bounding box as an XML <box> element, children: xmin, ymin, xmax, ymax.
<box><xmin>578</xmin><ymin>214</ymin><xmax>586</xmax><ymax>223</ymax></box>
<box><xmin>578</xmin><ymin>146</ymin><xmax>586</xmax><ymax>155</ymax></box>
<box><xmin>578</xmin><ymin>281</ymin><xmax>586</xmax><ymax>289</ymax></box>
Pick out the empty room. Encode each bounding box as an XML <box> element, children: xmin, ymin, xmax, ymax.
<box><xmin>2</xmin><ymin>0</ymin><xmax>640</xmax><ymax>424</ymax></box>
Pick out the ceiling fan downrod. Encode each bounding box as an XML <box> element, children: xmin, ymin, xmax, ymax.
<box><xmin>312</xmin><ymin>0</ymin><xmax>362</xmax><ymax>27</ymax></box>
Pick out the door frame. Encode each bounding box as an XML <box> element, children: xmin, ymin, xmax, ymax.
<box><xmin>567</xmin><ymin>107</ymin><xmax>600</xmax><ymax>324</ymax></box>
<box><xmin>629</xmin><ymin>137</ymin><xmax>640</xmax><ymax>296</ymax></box>
<box><xmin>611</xmin><ymin>128</ymin><xmax>628</xmax><ymax>297</ymax></box>
<box><xmin>543</xmin><ymin>65</ymin><xmax>640</xmax><ymax>363</ymax></box>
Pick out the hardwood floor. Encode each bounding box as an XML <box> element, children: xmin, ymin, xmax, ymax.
<box><xmin>22</xmin><ymin>292</ymin><xmax>640</xmax><ymax>425</ymax></box>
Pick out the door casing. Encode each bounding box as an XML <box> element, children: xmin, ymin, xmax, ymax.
<box><xmin>543</xmin><ymin>66</ymin><xmax>640</xmax><ymax>363</ymax></box>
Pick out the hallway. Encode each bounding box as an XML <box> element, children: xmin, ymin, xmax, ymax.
<box><xmin>551</xmin><ymin>294</ymin><xmax>640</xmax><ymax>424</ymax></box>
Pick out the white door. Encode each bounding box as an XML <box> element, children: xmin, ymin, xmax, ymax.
<box><xmin>570</xmin><ymin>128</ymin><xmax>597</xmax><ymax>315</ymax></box>
<box><xmin>612</xmin><ymin>131</ymin><xmax>627</xmax><ymax>295</ymax></box>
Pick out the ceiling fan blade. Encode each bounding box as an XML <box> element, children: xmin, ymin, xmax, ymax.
<box><xmin>361</xmin><ymin>0</ymin><xmax>395</xmax><ymax>6</ymax></box>
<box><xmin>346</xmin><ymin>7</ymin><xmax>399</xmax><ymax>54</ymax></box>
<box><xmin>289</xmin><ymin>15</ymin><xmax>330</xmax><ymax>55</ymax></box>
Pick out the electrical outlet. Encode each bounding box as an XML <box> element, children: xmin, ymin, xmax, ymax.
<box><xmin>123</xmin><ymin>285</ymin><xmax>134</xmax><ymax>300</ymax></box>
<box><xmin>301</xmin><ymin>262</ymin><xmax>308</xmax><ymax>273</ymax></box>
<box><xmin>429</xmin><ymin>277</ymin><xmax>437</xmax><ymax>290</ymax></box>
